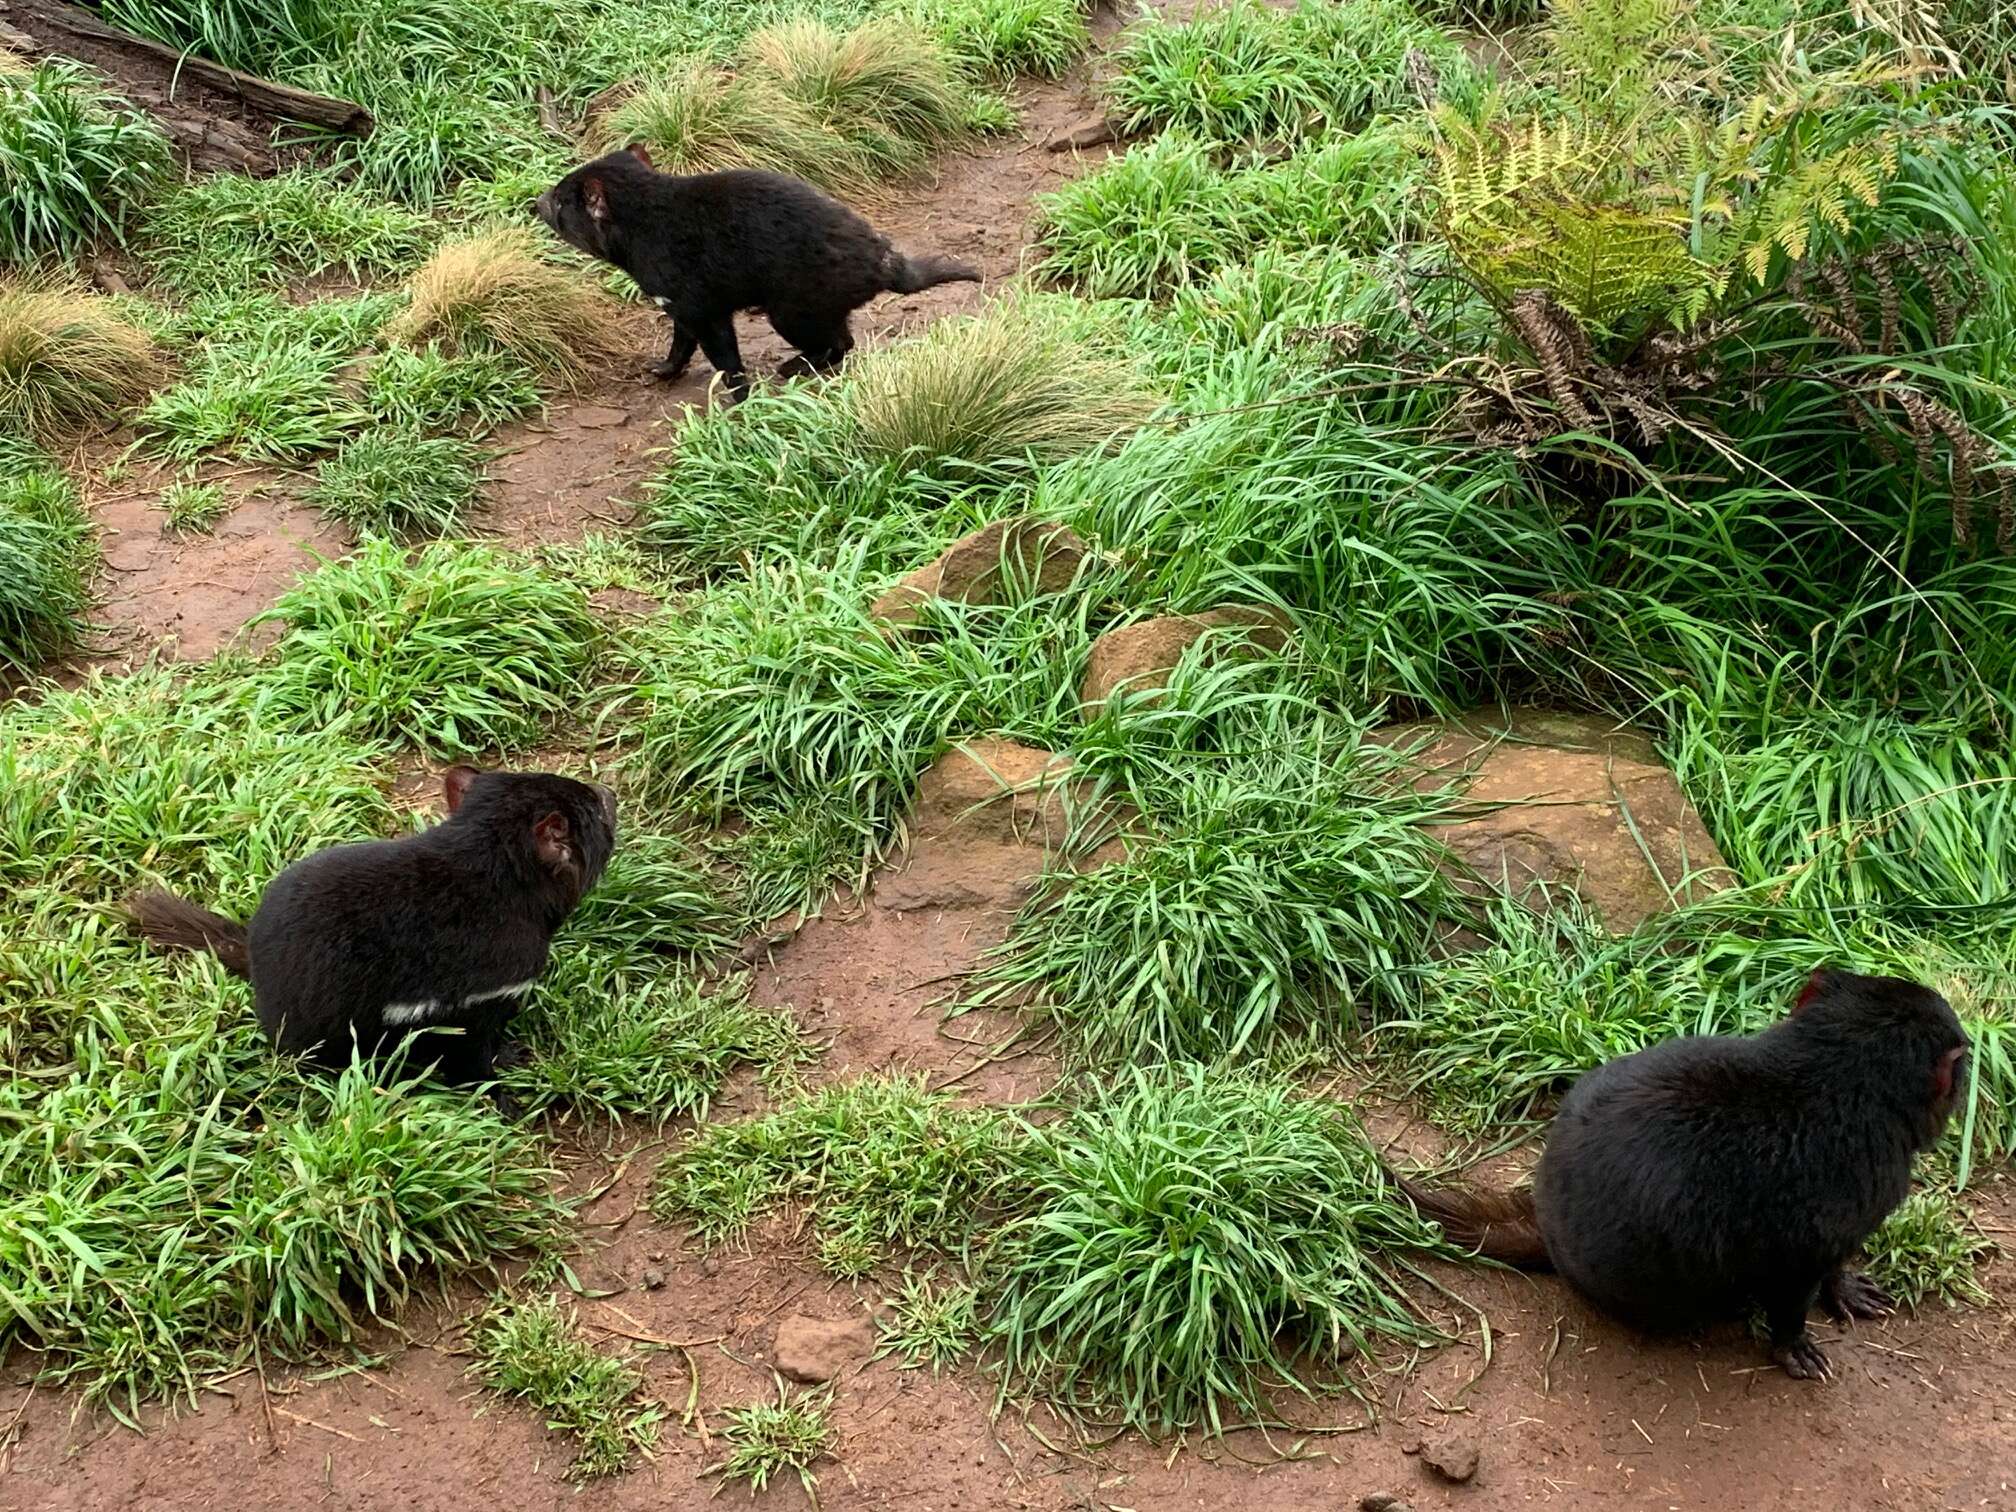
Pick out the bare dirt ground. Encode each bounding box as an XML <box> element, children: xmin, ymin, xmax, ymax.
<box><xmin>10</xmin><ymin>14</ymin><xmax>2016</xmax><ymax>1512</ymax></box>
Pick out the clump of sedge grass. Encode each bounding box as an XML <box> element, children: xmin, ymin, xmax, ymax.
<box><xmin>469</xmin><ymin>1293</ymin><xmax>665</xmax><ymax>1479</ymax></box>
<box><xmin>363</xmin><ymin>345</ymin><xmax>543</xmax><ymax>433</ymax></box>
<box><xmin>597</xmin><ymin>61</ymin><xmax>858</xmax><ymax>190</ymax></box>
<box><xmin>875</xmin><ymin>1270</ymin><xmax>980</xmax><ymax>1373</ymax></box>
<box><xmin>0</xmin><ymin>58</ymin><xmax>167</xmax><ymax>260</ymax></box>
<box><xmin>750</xmin><ymin>18</ymin><xmax>970</xmax><ymax>179</ymax></box>
<box><xmin>710</xmin><ymin>1379</ymin><xmax>833</xmax><ymax>1499</ymax></box>
<box><xmin>1862</xmin><ymin>1186</ymin><xmax>1996</xmax><ymax>1308</ymax></box>
<box><xmin>0</xmin><ymin>440</ymin><xmax>93</xmax><ymax>672</ymax></box>
<box><xmin>156</xmin><ymin>479</ymin><xmax>235</xmax><ymax>535</ymax></box>
<box><xmin>250</xmin><ymin>538</ymin><xmax>598</xmax><ymax>755</ymax></box>
<box><xmin>848</xmin><ymin>297</ymin><xmax>1158</xmax><ymax>470</ymax></box>
<box><xmin>986</xmin><ymin>1067</ymin><xmax>1452</xmax><ymax>1432</ymax></box>
<box><xmin>1103</xmin><ymin>0</ymin><xmax>1459</xmax><ymax>146</ymax></box>
<box><xmin>926</xmin><ymin>0</ymin><xmax>1092</xmax><ymax>80</ymax></box>
<box><xmin>385</xmin><ymin>229</ymin><xmax>631</xmax><ymax>385</ymax></box>
<box><xmin>653</xmin><ymin>1075</ymin><xmax>1022</xmax><ymax>1275</ymax></box>
<box><xmin>309</xmin><ymin>427</ymin><xmax>487</xmax><ymax>537</ymax></box>
<box><xmin>0</xmin><ymin>280</ymin><xmax>158</xmax><ymax>443</ymax></box>
<box><xmin>140</xmin><ymin>168</ymin><xmax>434</xmax><ymax>293</ymax></box>
<box><xmin>972</xmin><ymin>708</ymin><xmax>1463</xmax><ymax>1065</ymax></box>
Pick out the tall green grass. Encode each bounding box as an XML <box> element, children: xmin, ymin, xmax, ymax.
<box><xmin>0</xmin><ymin>444</ymin><xmax>93</xmax><ymax>672</ymax></box>
<box><xmin>0</xmin><ymin>59</ymin><xmax>166</xmax><ymax>260</ymax></box>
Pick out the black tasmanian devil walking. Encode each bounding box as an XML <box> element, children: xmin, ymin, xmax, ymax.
<box><xmin>1399</xmin><ymin>968</ymin><xmax>1969</xmax><ymax>1380</ymax></box>
<box><xmin>126</xmin><ymin>766</ymin><xmax>618</xmax><ymax>1087</ymax></box>
<box><xmin>531</xmin><ymin>143</ymin><xmax>980</xmax><ymax>396</ymax></box>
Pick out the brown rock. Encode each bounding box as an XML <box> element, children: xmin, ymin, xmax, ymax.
<box><xmin>1080</xmin><ymin>605</ymin><xmax>1293</xmax><ymax>713</ymax></box>
<box><xmin>1419</xmin><ymin>1433</ymin><xmax>1480</xmax><ymax>1484</ymax></box>
<box><xmin>1045</xmin><ymin>114</ymin><xmax>1119</xmax><ymax>152</ymax></box>
<box><xmin>1396</xmin><ymin>710</ymin><xmax>1733</xmax><ymax>932</ymax></box>
<box><xmin>1361</xmin><ymin>1496</ymin><xmax>1415</xmax><ymax>1512</ymax></box>
<box><xmin>871</xmin><ymin>518</ymin><xmax>1089</xmax><ymax>627</ymax></box>
<box><xmin>640</xmin><ymin>1267</ymin><xmax>666</xmax><ymax>1290</ymax></box>
<box><xmin>567</xmin><ymin>405</ymin><xmax>629</xmax><ymax>430</ymax></box>
<box><xmin>873</xmin><ymin>739</ymin><xmax>1130</xmax><ymax>914</ymax></box>
<box><xmin>773</xmin><ymin>1313</ymin><xmax>875</xmax><ymax>1385</ymax></box>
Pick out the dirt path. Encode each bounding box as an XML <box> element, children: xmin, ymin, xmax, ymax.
<box><xmin>16</xmin><ymin>12</ymin><xmax>2016</xmax><ymax>1512</ymax></box>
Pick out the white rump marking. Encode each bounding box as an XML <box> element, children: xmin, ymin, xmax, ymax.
<box><xmin>377</xmin><ymin>980</ymin><xmax>535</xmax><ymax>1027</ymax></box>
<box><xmin>380</xmin><ymin>1000</ymin><xmax>442</xmax><ymax>1026</ymax></box>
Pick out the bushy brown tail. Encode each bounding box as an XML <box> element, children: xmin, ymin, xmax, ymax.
<box><xmin>125</xmin><ymin>889</ymin><xmax>251</xmax><ymax>979</ymax></box>
<box><xmin>886</xmin><ymin>250</ymin><xmax>980</xmax><ymax>294</ymax></box>
<box><xmin>1396</xmin><ymin>1173</ymin><xmax>1552</xmax><ymax>1269</ymax></box>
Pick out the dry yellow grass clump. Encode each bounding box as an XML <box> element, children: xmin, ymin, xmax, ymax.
<box><xmin>0</xmin><ymin>279</ymin><xmax>159</xmax><ymax>442</ymax></box>
<box><xmin>848</xmin><ymin>298</ymin><xmax>1159</xmax><ymax>467</ymax></box>
<box><xmin>385</xmin><ymin>229</ymin><xmax>631</xmax><ymax>385</ymax></box>
<box><xmin>598</xmin><ymin>20</ymin><xmax>971</xmax><ymax>194</ymax></box>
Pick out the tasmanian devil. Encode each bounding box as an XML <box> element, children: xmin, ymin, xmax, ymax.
<box><xmin>531</xmin><ymin>143</ymin><xmax>979</xmax><ymax>396</ymax></box>
<box><xmin>1400</xmin><ymin>968</ymin><xmax>1968</xmax><ymax>1380</ymax></box>
<box><xmin>126</xmin><ymin>766</ymin><xmax>617</xmax><ymax>1086</ymax></box>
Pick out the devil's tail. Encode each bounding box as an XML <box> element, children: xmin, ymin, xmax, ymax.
<box><xmin>125</xmin><ymin>889</ymin><xmax>252</xmax><ymax>979</ymax></box>
<box><xmin>1395</xmin><ymin>1173</ymin><xmax>1552</xmax><ymax>1269</ymax></box>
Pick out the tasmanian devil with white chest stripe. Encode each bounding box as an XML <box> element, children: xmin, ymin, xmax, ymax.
<box><xmin>126</xmin><ymin>766</ymin><xmax>617</xmax><ymax>1087</ymax></box>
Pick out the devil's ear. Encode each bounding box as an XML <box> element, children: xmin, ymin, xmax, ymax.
<box><xmin>583</xmin><ymin>175</ymin><xmax>611</xmax><ymax>223</ymax></box>
<box><xmin>533</xmin><ymin>811</ymin><xmax>574</xmax><ymax>871</ymax></box>
<box><xmin>1793</xmin><ymin>967</ymin><xmax>1834</xmax><ymax>1015</ymax></box>
<box><xmin>624</xmin><ymin>140</ymin><xmax>654</xmax><ymax>169</ymax></box>
<box><xmin>443</xmin><ymin>765</ymin><xmax>482</xmax><ymax>813</ymax></box>
<box><xmin>1934</xmin><ymin>1044</ymin><xmax>1968</xmax><ymax>1104</ymax></box>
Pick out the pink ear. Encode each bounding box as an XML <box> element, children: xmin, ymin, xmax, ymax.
<box><xmin>1934</xmin><ymin>1045</ymin><xmax>1967</xmax><ymax>1103</ymax></box>
<box><xmin>1793</xmin><ymin>967</ymin><xmax>1829</xmax><ymax>1015</ymax></box>
<box><xmin>533</xmin><ymin>811</ymin><xmax>572</xmax><ymax>869</ymax></box>
<box><xmin>625</xmin><ymin>140</ymin><xmax>654</xmax><ymax>169</ymax></box>
<box><xmin>584</xmin><ymin>175</ymin><xmax>610</xmax><ymax>222</ymax></box>
<box><xmin>443</xmin><ymin>765</ymin><xmax>481</xmax><ymax>812</ymax></box>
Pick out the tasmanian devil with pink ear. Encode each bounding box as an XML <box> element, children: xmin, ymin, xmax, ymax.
<box><xmin>126</xmin><ymin>767</ymin><xmax>619</xmax><ymax>1095</ymax></box>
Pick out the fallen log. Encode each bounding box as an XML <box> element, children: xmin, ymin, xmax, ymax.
<box><xmin>1</xmin><ymin>0</ymin><xmax>370</xmax><ymax>174</ymax></box>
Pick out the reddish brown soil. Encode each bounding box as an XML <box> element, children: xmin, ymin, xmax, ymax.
<box><xmin>18</xmin><ymin>14</ymin><xmax>2016</xmax><ymax>1512</ymax></box>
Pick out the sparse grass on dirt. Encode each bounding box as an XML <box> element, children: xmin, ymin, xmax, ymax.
<box><xmin>385</xmin><ymin>229</ymin><xmax>632</xmax><ymax>384</ymax></box>
<box><xmin>0</xmin><ymin>58</ymin><xmax>167</xmax><ymax>261</ymax></box>
<box><xmin>469</xmin><ymin>1293</ymin><xmax>666</xmax><ymax>1479</ymax></box>
<box><xmin>309</xmin><ymin>427</ymin><xmax>488</xmax><ymax>537</ymax></box>
<box><xmin>1862</xmin><ymin>1186</ymin><xmax>1997</xmax><ymax>1308</ymax></box>
<box><xmin>0</xmin><ymin>281</ymin><xmax>158</xmax><ymax>443</ymax></box>
<box><xmin>654</xmin><ymin>1075</ymin><xmax>1021</xmax><ymax>1275</ymax></box>
<box><xmin>250</xmin><ymin>539</ymin><xmax>599</xmax><ymax>754</ymax></box>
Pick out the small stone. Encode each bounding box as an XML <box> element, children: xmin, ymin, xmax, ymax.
<box><xmin>1079</xmin><ymin>605</ymin><xmax>1293</xmax><ymax>713</ymax></box>
<box><xmin>647</xmin><ymin>1251</ymin><xmax>667</xmax><ymax>1263</ymax></box>
<box><xmin>1046</xmin><ymin>114</ymin><xmax>1118</xmax><ymax>152</ymax></box>
<box><xmin>773</xmin><ymin>1313</ymin><xmax>875</xmax><ymax>1385</ymax></box>
<box><xmin>871</xmin><ymin>518</ymin><xmax>1089</xmax><ymax>627</ymax></box>
<box><xmin>1361</xmin><ymin>1496</ymin><xmax>1414</xmax><ymax>1512</ymax></box>
<box><xmin>1420</xmin><ymin>1433</ymin><xmax>1480</xmax><ymax>1484</ymax></box>
<box><xmin>569</xmin><ymin>405</ymin><xmax>630</xmax><ymax>430</ymax></box>
<box><xmin>641</xmin><ymin>1267</ymin><xmax>666</xmax><ymax>1290</ymax></box>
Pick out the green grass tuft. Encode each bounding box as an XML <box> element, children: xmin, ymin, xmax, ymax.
<box><xmin>875</xmin><ymin>1269</ymin><xmax>980</xmax><ymax>1373</ymax></box>
<box><xmin>363</xmin><ymin>345</ymin><xmax>543</xmax><ymax>433</ymax></box>
<box><xmin>0</xmin><ymin>59</ymin><xmax>167</xmax><ymax>261</ymax></box>
<box><xmin>927</xmin><ymin>0</ymin><xmax>1091</xmax><ymax>80</ymax></box>
<box><xmin>469</xmin><ymin>1293</ymin><xmax>665</xmax><ymax>1479</ymax></box>
<box><xmin>250</xmin><ymin>539</ymin><xmax>598</xmax><ymax>755</ymax></box>
<box><xmin>1861</xmin><ymin>1187</ymin><xmax>1995</xmax><ymax>1309</ymax></box>
<box><xmin>136</xmin><ymin>333</ymin><xmax>364</xmax><ymax>464</ymax></box>
<box><xmin>0</xmin><ymin>442</ymin><xmax>93</xmax><ymax>671</ymax></box>
<box><xmin>140</xmin><ymin>169</ymin><xmax>434</xmax><ymax>294</ymax></box>
<box><xmin>156</xmin><ymin>479</ymin><xmax>235</xmax><ymax>535</ymax></box>
<box><xmin>309</xmin><ymin>427</ymin><xmax>487</xmax><ymax>537</ymax></box>
<box><xmin>711</xmin><ymin>1379</ymin><xmax>833</xmax><ymax>1498</ymax></box>
<box><xmin>986</xmin><ymin>1068</ymin><xmax>1450</xmax><ymax>1431</ymax></box>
